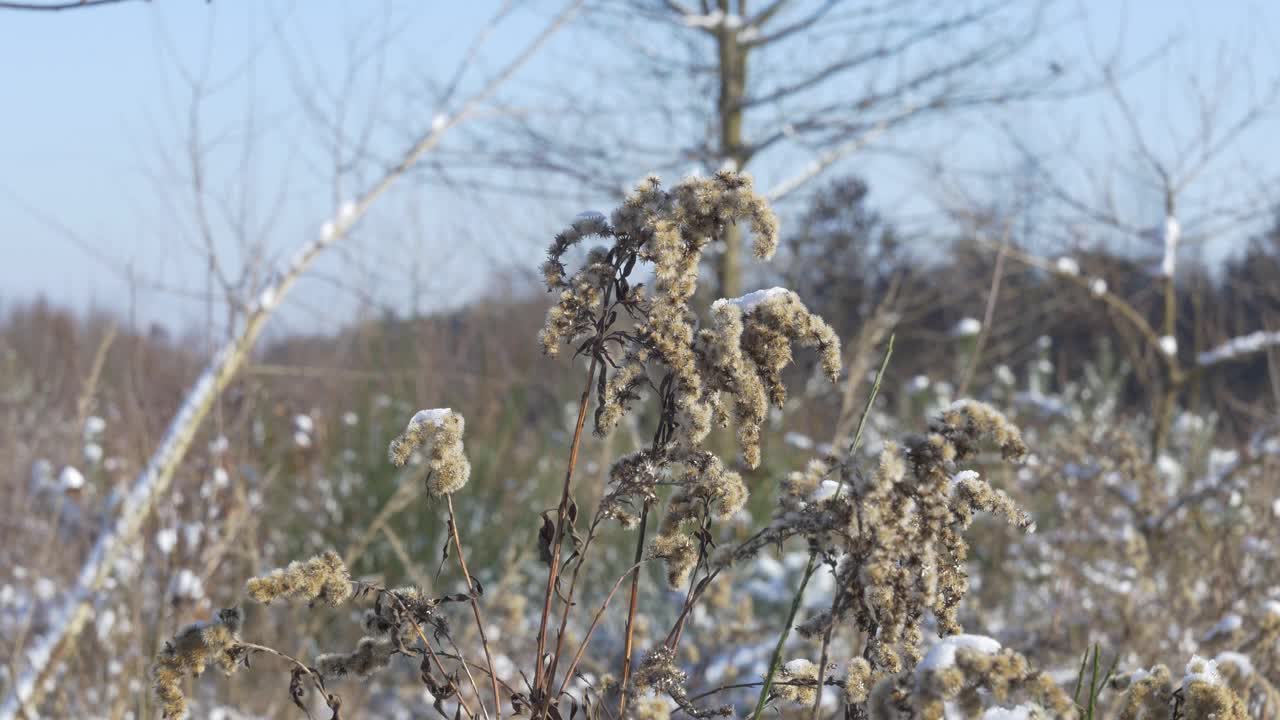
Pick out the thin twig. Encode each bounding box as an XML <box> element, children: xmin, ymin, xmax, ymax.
<box><xmin>813</xmin><ymin>334</ymin><xmax>895</xmax><ymax>720</ymax></box>
<box><xmin>556</xmin><ymin>561</ymin><xmax>647</xmax><ymax>698</ymax></box>
<box><xmin>532</xmin><ymin>355</ymin><xmax>600</xmax><ymax>702</ymax></box>
<box><xmin>0</xmin><ymin>4</ymin><xmax>584</xmax><ymax>711</ymax></box>
<box><xmin>751</xmin><ymin>552</ymin><xmax>818</xmax><ymax>720</ymax></box>
<box><xmin>617</xmin><ymin>502</ymin><xmax>651</xmax><ymax>716</ymax></box>
<box><xmin>957</xmin><ymin>229</ymin><xmax>1008</xmax><ymax>398</ymax></box>
<box><xmin>447</xmin><ymin>494</ymin><xmax>504</xmax><ymax>719</ymax></box>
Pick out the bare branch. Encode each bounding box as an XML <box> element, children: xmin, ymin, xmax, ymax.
<box><xmin>0</xmin><ymin>3</ymin><xmax>582</xmax><ymax>715</ymax></box>
<box><xmin>0</xmin><ymin>0</ymin><xmax>138</xmax><ymax>10</ymax></box>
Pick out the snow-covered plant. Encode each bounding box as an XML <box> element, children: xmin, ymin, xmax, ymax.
<box><xmin>140</xmin><ymin>173</ymin><xmax>1120</xmax><ymax>720</ymax></box>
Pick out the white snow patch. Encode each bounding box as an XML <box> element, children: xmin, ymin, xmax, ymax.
<box><xmin>1182</xmin><ymin>655</ymin><xmax>1222</xmax><ymax>688</ymax></box>
<box><xmin>995</xmin><ymin>364</ymin><xmax>1016</xmax><ymax>386</ymax></box>
<box><xmin>784</xmin><ymin>432</ymin><xmax>814</xmax><ymax>450</ymax></box>
<box><xmin>409</xmin><ymin>408</ymin><xmax>453</xmax><ymax>428</ymax></box>
<box><xmin>1214</xmin><ymin>651</ymin><xmax>1253</xmax><ymax>677</ymax></box>
<box><xmin>155</xmin><ymin>528</ymin><xmax>178</xmax><ymax>556</ymax></box>
<box><xmin>84</xmin><ymin>416</ymin><xmax>106</xmax><ymax>436</ymax></box>
<box><xmin>952</xmin><ymin>317</ymin><xmax>982</xmax><ymax>337</ymax></box>
<box><xmin>683</xmin><ymin>9</ymin><xmax>743</xmax><ymax>30</ymax></box>
<box><xmin>1161</xmin><ymin>216</ymin><xmax>1180</xmax><ymax>277</ymax></box>
<box><xmin>33</xmin><ymin>578</ymin><xmax>57</xmax><ymax>602</ymax></box>
<box><xmin>1158</xmin><ymin>335</ymin><xmax>1178</xmax><ymax>356</ymax></box>
<box><xmin>209</xmin><ymin>435</ymin><xmax>229</xmax><ymax>455</ymax></box>
<box><xmin>1202</xmin><ymin>613</ymin><xmax>1242</xmax><ymax>641</ymax></box>
<box><xmin>811</xmin><ymin>480</ymin><xmax>841</xmax><ymax>503</ymax></box>
<box><xmin>1090</xmin><ymin>278</ymin><xmax>1107</xmax><ymax>296</ymax></box>
<box><xmin>917</xmin><ymin>634</ymin><xmax>1001</xmax><ymax>673</ymax></box>
<box><xmin>983</xmin><ymin>706</ymin><xmax>1041</xmax><ymax>720</ymax></box>
<box><xmin>169</xmin><ymin>569</ymin><xmax>205</xmax><ymax>600</ymax></box>
<box><xmin>754</xmin><ymin>554</ymin><xmax>786</xmax><ymax>582</ymax></box>
<box><xmin>1054</xmin><ymin>256</ymin><xmax>1080</xmax><ymax>275</ymax></box>
<box><xmin>257</xmin><ymin>286</ymin><xmax>278</xmax><ymax>311</ymax></box>
<box><xmin>58</xmin><ymin>466</ymin><xmax>85</xmax><ymax>491</ymax></box>
<box><xmin>1197</xmin><ymin>330</ymin><xmax>1280</xmax><ymax>366</ymax></box>
<box><xmin>712</xmin><ymin>287</ymin><xmax>792</xmax><ymax>314</ymax></box>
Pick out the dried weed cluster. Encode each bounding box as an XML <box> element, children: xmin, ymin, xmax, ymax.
<box><xmin>152</xmin><ymin>608</ymin><xmax>245</xmax><ymax>719</ymax></box>
<box><xmin>388</xmin><ymin>408</ymin><xmax>470</xmax><ymax>495</ymax></box>
<box><xmin>246</xmin><ymin>549</ymin><xmax>352</xmax><ymax>607</ymax></box>
<box><xmin>140</xmin><ymin>172</ymin><xmax>1278</xmax><ymax>719</ymax></box>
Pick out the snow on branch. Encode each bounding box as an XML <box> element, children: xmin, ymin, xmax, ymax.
<box><xmin>1160</xmin><ymin>215</ymin><xmax>1180</xmax><ymax>278</ymax></box>
<box><xmin>682</xmin><ymin>8</ymin><xmax>743</xmax><ymax>30</ymax></box>
<box><xmin>0</xmin><ymin>4</ymin><xmax>583</xmax><ymax>715</ymax></box>
<box><xmin>1197</xmin><ymin>330</ymin><xmax>1280</xmax><ymax>367</ymax></box>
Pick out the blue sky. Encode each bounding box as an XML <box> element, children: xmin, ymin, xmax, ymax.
<box><xmin>1</xmin><ymin>1</ymin><xmax>1276</xmax><ymax>334</ymax></box>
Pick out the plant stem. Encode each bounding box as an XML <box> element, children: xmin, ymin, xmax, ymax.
<box><xmin>814</xmin><ymin>333</ymin><xmax>894</xmax><ymax>720</ymax></box>
<box><xmin>752</xmin><ymin>551</ymin><xmax>818</xmax><ymax>720</ymax></box>
<box><xmin>447</xmin><ymin>494</ymin><xmax>503</xmax><ymax>719</ymax></box>
<box><xmin>617</xmin><ymin>502</ymin><xmax>651</xmax><ymax>716</ymax></box>
<box><xmin>532</xmin><ymin>355</ymin><xmax>599</xmax><ymax>704</ymax></box>
<box><xmin>556</xmin><ymin>560</ymin><xmax>646</xmax><ymax>698</ymax></box>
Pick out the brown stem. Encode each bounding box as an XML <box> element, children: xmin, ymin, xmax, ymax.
<box><xmin>447</xmin><ymin>494</ymin><xmax>503</xmax><ymax>719</ymax></box>
<box><xmin>237</xmin><ymin>642</ymin><xmax>334</xmax><ymax>718</ymax></box>
<box><xmin>543</xmin><ymin>516</ymin><xmax>605</xmax><ymax>704</ymax></box>
<box><xmin>532</xmin><ymin>355</ymin><xmax>600</xmax><ymax>702</ymax></box>
<box><xmin>810</xmin><ymin>590</ymin><xmax>854</xmax><ymax>720</ymax></box>
<box><xmin>556</xmin><ymin>561</ymin><xmax>647</xmax><ymax>698</ymax></box>
<box><xmin>809</xmin><ymin>625</ymin><xmax>834</xmax><ymax>720</ymax></box>
<box><xmin>957</xmin><ymin>230</ymin><xmax>1007</xmax><ymax>398</ymax></box>
<box><xmin>617</xmin><ymin>503</ymin><xmax>651</xmax><ymax>716</ymax></box>
<box><xmin>380</xmin><ymin>586</ymin><xmax>477</xmax><ymax>720</ymax></box>
<box><xmin>423</xmin><ymin>640</ymin><xmax>477</xmax><ymax>720</ymax></box>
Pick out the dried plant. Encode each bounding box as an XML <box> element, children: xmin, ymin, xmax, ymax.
<box><xmin>117</xmin><ymin>171</ymin><xmax>1280</xmax><ymax>720</ymax></box>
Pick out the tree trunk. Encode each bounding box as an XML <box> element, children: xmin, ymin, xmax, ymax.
<box><xmin>715</xmin><ymin>0</ymin><xmax>748</xmax><ymax>299</ymax></box>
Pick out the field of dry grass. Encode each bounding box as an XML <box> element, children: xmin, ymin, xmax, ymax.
<box><xmin>2</xmin><ymin>173</ymin><xmax>1278</xmax><ymax>719</ymax></box>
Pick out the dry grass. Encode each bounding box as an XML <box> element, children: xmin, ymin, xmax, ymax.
<box><xmin>1</xmin><ymin>179</ymin><xmax>1278</xmax><ymax>719</ymax></box>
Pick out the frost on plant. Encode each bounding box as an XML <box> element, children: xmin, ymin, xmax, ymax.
<box><xmin>246</xmin><ymin>550</ymin><xmax>353</xmax><ymax>607</ymax></box>
<box><xmin>388</xmin><ymin>408</ymin><xmax>471</xmax><ymax>496</ymax></box>
<box><xmin>535</xmin><ymin>172</ymin><xmax>842</xmax><ymax>590</ymax></box>
<box><xmin>152</xmin><ymin>608</ymin><xmax>245</xmax><ymax>719</ymax></box>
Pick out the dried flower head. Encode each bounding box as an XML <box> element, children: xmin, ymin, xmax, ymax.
<box><xmin>536</xmin><ymin>172</ymin><xmax>822</xmax><ymax>453</ymax></box>
<box><xmin>863</xmin><ymin>636</ymin><xmax>1070</xmax><ymax>719</ymax></box>
<box><xmin>246</xmin><ymin>550</ymin><xmax>352</xmax><ymax>607</ymax></box>
<box><xmin>152</xmin><ymin>608</ymin><xmax>244</xmax><ymax>719</ymax></box>
<box><xmin>698</xmin><ymin>287</ymin><xmax>841</xmax><ymax>467</ymax></box>
<box><xmin>388</xmin><ymin>408</ymin><xmax>471</xmax><ymax>495</ymax></box>
<box><xmin>845</xmin><ymin>657</ymin><xmax>873</xmax><ymax>704</ymax></box>
<box><xmin>775</xmin><ymin>658</ymin><xmax>821</xmax><ymax>706</ymax></box>
<box><xmin>729</xmin><ymin>400</ymin><xmax>1036</xmax><ymax>677</ymax></box>
<box><xmin>1113</xmin><ymin>656</ymin><xmax>1250</xmax><ymax>720</ymax></box>
<box><xmin>648</xmin><ymin>532</ymin><xmax>698</xmax><ymax>588</ymax></box>
<box><xmin>316</xmin><ymin>636</ymin><xmax>399</xmax><ymax>679</ymax></box>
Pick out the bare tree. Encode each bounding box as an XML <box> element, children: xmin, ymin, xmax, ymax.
<box><xmin>494</xmin><ymin>0</ymin><xmax>1063</xmax><ymax>297</ymax></box>
<box><xmin>0</xmin><ymin>3</ymin><xmax>582</xmax><ymax>716</ymax></box>
<box><xmin>985</xmin><ymin>34</ymin><xmax>1280</xmax><ymax>455</ymax></box>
